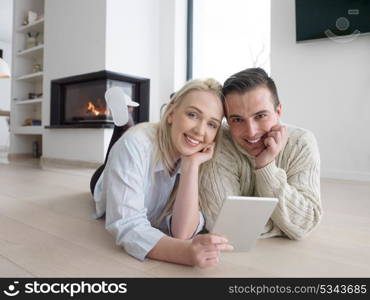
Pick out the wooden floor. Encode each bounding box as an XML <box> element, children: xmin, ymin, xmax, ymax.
<box><xmin>1</xmin><ymin>153</ymin><xmax>369</xmax><ymax>277</ymax></box>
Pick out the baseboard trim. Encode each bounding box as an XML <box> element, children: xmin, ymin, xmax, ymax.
<box><xmin>321</xmin><ymin>169</ymin><xmax>370</xmax><ymax>182</ymax></box>
<box><xmin>7</xmin><ymin>153</ymin><xmax>34</xmax><ymax>160</ymax></box>
<box><xmin>40</xmin><ymin>157</ymin><xmax>101</xmax><ymax>169</ymax></box>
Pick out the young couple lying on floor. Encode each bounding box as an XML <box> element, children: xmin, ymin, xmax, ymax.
<box><xmin>90</xmin><ymin>68</ymin><xmax>322</xmax><ymax>268</ymax></box>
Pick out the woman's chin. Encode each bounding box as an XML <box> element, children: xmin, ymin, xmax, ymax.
<box><xmin>176</xmin><ymin>145</ymin><xmax>201</xmax><ymax>157</ymax></box>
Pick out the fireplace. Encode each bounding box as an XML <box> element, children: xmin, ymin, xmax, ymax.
<box><xmin>48</xmin><ymin>71</ymin><xmax>150</xmax><ymax>128</ymax></box>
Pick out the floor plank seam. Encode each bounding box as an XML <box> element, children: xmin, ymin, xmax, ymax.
<box><xmin>0</xmin><ymin>252</ymin><xmax>36</xmax><ymax>277</ymax></box>
<box><xmin>0</xmin><ymin>214</ymin><xmax>154</xmax><ymax>275</ymax></box>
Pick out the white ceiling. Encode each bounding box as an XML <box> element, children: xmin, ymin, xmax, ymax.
<box><xmin>0</xmin><ymin>0</ymin><xmax>13</xmax><ymax>44</ymax></box>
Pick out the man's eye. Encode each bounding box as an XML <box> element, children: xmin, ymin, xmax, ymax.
<box><xmin>255</xmin><ymin>114</ymin><xmax>266</xmax><ymax>119</ymax></box>
<box><xmin>231</xmin><ymin>117</ymin><xmax>243</xmax><ymax>123</ymax></box>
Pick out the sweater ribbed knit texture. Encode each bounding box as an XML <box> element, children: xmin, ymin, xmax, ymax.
<box><xmin>199</xmin><ymin>124</ymin><xmax>322</xmax><ymax>240</ymax></box>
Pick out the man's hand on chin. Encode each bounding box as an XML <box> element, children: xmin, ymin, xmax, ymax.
<box><xmin>254</xmin><ymin>124</ymin><xmax>288</xmax><ymax>169</ymax></box>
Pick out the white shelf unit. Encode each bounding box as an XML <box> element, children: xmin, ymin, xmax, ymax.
<box><xmin>10</xmin><ymin>0</ymin><xmax>44</xmax><ymax>156</ymax></box>
<box><xmin>17</xmin><ymin>44</ymin><xmax>44</xmax><ymax>58</ymax></box>
<box><xmin>13</xmin><ymin>126</ymin><xmax>43</xmax><ymax>135</ymax></box>
<box><xmin>16</xmin><ymin>16</ymin><xmax>45</xmax><ymax>33</ymax></box>
<box><xmin>15</xmin><ymin>98</ymin><xmax>43</xmax><ymax>105</ymax></box>
<box><xmin>16</xmin><ymin>71</ymin><xmax>43</xmax><ymax>81</ymax></box>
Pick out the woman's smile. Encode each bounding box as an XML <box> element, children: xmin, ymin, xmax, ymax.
<box><xmin>184</xmin><ymin>133</ymin><xmax>202</xmax><ymax>147</ymax></box>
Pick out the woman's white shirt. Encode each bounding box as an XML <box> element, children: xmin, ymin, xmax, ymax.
<box><xmin>93</xmin><ymin>122</ymin><xmax>205</xmax><ymax>261</ymax></box>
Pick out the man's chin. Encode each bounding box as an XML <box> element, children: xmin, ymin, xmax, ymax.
<box><xmin>243</xmin><ymin>146</ymin><xmax>264</xmax><ymax>157</ymax></box>
<box><xmin>235</xmin><ymin>138</ymin><xmax>265</xmax><ymax>157</ymax></box>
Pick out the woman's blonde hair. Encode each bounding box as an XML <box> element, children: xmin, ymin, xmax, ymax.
<box><xmin>154</xmin><ymin>78</ymin><xmax>224</xmax><ymax>226</ymax></box>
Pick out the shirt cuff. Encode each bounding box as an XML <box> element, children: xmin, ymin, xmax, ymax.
<box><xmin>165</xmin><ymin>215</ymin><xmax>173</xmax><ymax>236</ymax></box>
<box><xmin>106</xmin><ymin>220</ymin><xmax>166</xmax><ymax>262</ymax></box>
<box><xmin>121</xmin><ymin>227</ymin><xmax>165</xmax><ymax>262</ymax></box>
<box><xmin>135</xmin><ymin>229</ymin><xmax>165</xmax><ymax>261</ymax></box>
<box><xmin>194</xmin><ymin>211</ymin><xmax>205</xmax><ymax>236</ymax></box>
<box><xmin>254</xmin><ymin>160</ymin><xmax>281</xmax><ymax>189</ymax></box>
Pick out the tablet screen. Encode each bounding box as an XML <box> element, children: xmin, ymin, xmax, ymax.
<box><xmin>211</xmin><ymin>196</ymin><xmax>278</xmax><ymax>251</ymax></box>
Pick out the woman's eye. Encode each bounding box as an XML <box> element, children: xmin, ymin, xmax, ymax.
<box><xmin>187</xmin><ymin>112</ymin><xmax>198</xmax><ymax>119</ymax></box>
<box><xmin>208</xmin><ymin>122</ymin><xmax>218</xmax><ymax>129</ymax></box>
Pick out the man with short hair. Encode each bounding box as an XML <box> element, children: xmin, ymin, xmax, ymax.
<box><xmin>200</xmin><ymin>68</ymin><xmax>322</xmax><ymax>240</ymax></box>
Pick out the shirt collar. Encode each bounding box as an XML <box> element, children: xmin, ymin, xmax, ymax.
<box><xmin>154</xmin><ymin>159</ymin><xmax>181</xmax><ymax>177</ymax></box>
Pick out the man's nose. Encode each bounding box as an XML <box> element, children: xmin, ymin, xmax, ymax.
<box><xmin>244</xmin><ymin>120</ymin><xmax>257</xmax><ymax>137</ymax></box>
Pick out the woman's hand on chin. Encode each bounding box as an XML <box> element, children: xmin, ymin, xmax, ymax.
<box><xmin>182</xmin><ymin>142</ymin><xmax>215</xmax><ymax>167</ymax></box>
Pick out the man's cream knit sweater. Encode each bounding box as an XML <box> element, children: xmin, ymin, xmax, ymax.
<box><xmin>199</xmin><ymin>124</ymin><xmax>322</xmax><ymax>240</ymax></box>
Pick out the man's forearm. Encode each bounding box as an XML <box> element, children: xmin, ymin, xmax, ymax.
<box><xmin>254</xmin><ymin>161</ymin><xmax>322</xmax><ymax>239</ymax></box>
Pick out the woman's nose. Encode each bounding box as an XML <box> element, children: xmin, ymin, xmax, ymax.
<box><xmin>193</xmin><ymin>120</ymin><xmax>206</xmax><ymax>136</ymax></box>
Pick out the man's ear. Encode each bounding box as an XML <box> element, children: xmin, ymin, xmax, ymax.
<box><xmin>276</xmin><ymin>103</ymin><xmax>282</xmax><ymax>117</ymax></box>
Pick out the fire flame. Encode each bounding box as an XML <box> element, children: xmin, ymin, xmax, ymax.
<box><xmin>87</xmin><ymin>101</ymin><xmax>109</xmax><ymax>116</ymax></box>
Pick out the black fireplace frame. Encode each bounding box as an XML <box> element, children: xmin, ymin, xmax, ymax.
<box><xmin>47</xmin><ymin>70</ymin><xmax>150</xmax><ymax>128</ymax></box>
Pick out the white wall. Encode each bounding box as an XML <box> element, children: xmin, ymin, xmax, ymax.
<box><xmin>0</xmin><ymin>0</ymin><xmax>13</xmax><ymax>44</ymax></box>
<box><xmin>43</xmin><ymin>0</ymin><xmax>110</xmax><ymax>163</ymax></box>
<box><xmin>271</xmin><ymin>0</ymin><xmax>370</xmax><ymax>181</ymax></box>
<box><xmin>192</xmin><ymin>0</ymin><xmax>270</xmax><ymax>82</ymax></box>
<box><xmin>43</xmin><ymin>0</ymin><xmax>106</xmax><ymax>126</ymax></box>
<box><xmin>0</xmin><ymin>41</ymin><xmax>12</xmax><ymax>149</ymax></box>
<box><xmin>105</xmin><ymin>0</ymin><xmax>187</xmax><ymax>122</ymax></box>
<box><xmin>158</xmin><ymin>0</ymin><xmax>187</xmax><ymax>108</ymax></box>
<box><xmin>0</xmin><ymin>0</ymin><xmax>12</xmax><ymax>150</ymax></box>
<box><xmin>172</xmin><ymin>0</ymin><xmax>187</xmax><ymax>92</ymax></box>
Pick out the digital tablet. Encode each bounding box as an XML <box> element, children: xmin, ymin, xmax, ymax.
<box><xmin>211</xmin><ymin>196</ymin><xmax>278</xmax><ymax>251</ymax></box>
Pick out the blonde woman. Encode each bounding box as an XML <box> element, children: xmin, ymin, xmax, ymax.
<box><xmin>91</xmin><ymin>79</ymin><xmax>233</xmax><ymax>267</ymax></box>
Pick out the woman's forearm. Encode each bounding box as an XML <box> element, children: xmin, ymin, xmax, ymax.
<box><xmin>171</xmin><ymin>160</ymin><xmax>201</xmax><ymax>239</ymax></box>
<box><xmin>147</xmin><ymin>236</ymin><xmax>193</xmax><ymax>265</ymax></box>
<box><xmin>147</xmin><ymin>234</ymin><xmax>233</xmax><ymax>268</ymax></box>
